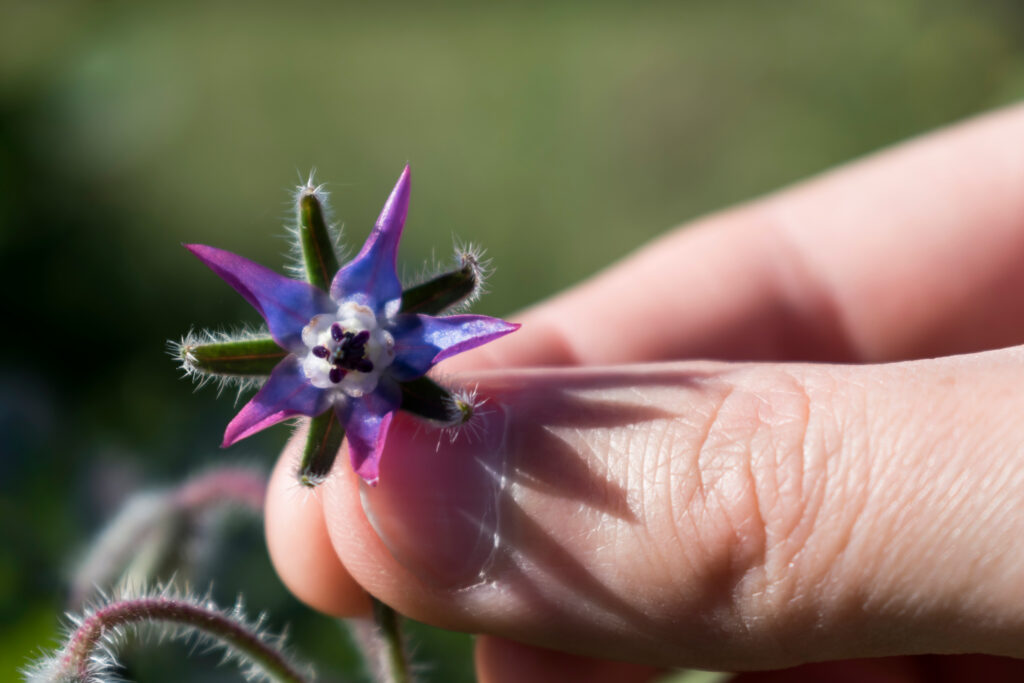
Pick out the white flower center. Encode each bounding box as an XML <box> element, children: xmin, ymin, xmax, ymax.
<box><xmin>300</xmin><ymin>301</ymin><xmax>396</xmax><ymax>397</ymax></box>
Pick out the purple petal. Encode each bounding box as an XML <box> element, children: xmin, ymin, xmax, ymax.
<box><xmin>329</xmin><ymin>166</ymin><xmax>410</xmax><ymax>310</ymax></box>
<box><xmin>222</xmin><ymin>356</ymin><xmax>330</xmax><ymax>447</ymax></box>
<box><xmin>186</xmin><ymin>244</ymin><xmax>332</xmax><ymax>352</ymax></box>
<box><xmin>337</xmin><ymin>383</ymin><xmax>401</xmax><ymax>485</ymax></box>
<box><xmin>390</xmin><ymin>314</ymin><xmax>520</xmax><ymax>381</ymax></box>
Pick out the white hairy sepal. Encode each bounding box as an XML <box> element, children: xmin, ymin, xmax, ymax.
<box><xmin>403</xmin><ymin>238</ymin><xmax>492</xmax><ymax>314</ymax></box>
<box><xmin>426</xmin><ymin>380</ymin><xmax>491</xmax><ymax>446</ymax></box>
<box><xmin>283</xmin><ymin>169</ymin><xmax>347</xmax><ymax>281</ymax></box>
<box><xmin>168</xmin><ymin>326</ymin><xmax>271</xmax><ymax>400</ymax></box>
<box><xmin>452</xmin><ymin>238</ymin><xmax>492</xmax><ymax>300</ymax></box>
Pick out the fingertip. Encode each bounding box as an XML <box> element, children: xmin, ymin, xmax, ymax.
<box><xmin>475</xmin><ymin>636</ymin><xmax>664</xmax><ymax>683</ymax></box>
<box><xmin>265</xmin><ymin>431</ymin><xmax>371</xmax><ymax>617</ymax></box>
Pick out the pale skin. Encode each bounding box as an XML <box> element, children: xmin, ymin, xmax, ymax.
<box><xmin>265</xmin><ymin>104</ymin><xmax>1024</xmax><ymax>681</ymax></box>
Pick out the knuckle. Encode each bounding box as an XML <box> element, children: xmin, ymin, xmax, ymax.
<box><xmin>660</xmin><ymin>366</ymin><xmax>863</xmax><ymax>655</ymax></box>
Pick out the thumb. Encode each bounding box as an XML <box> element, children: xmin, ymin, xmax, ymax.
<box><xmin>306</xmin><ymin>348</ymin><xmax>1024</xmax><ymax>671</ymax></box>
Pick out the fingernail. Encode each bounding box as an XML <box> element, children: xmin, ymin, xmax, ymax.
<box><xmin>358</xmin><ymin>405</ymin><xmax>508</xmax><ymax>588</ymax></box>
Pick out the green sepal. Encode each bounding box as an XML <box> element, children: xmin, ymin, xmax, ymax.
<box><xmin>183</xmin><ymin>337</ymin><xmax>286</xmax><ymax>376</ymax></box>
<box><xmin>399</xmin><ymin>262</ymin><xmax>478</xmax><ymax>315</ymax></box>
<box><xmin>297</xmin><ymin>411</ymin><xmax>345</xmax><ymax>487</ymax></box>
<box><xmin>399</xmin><ymin>376</ymin><xmax>462</xmax><ymax>424</ymax></box>
<box><xmin>298</xmin><ymin>190</ymin><xmax>340</xmax><ymax>290</ymax></box>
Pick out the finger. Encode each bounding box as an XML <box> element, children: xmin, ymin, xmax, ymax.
<box><xmin>311</xmin><ymin>348</ymin><xmax>1024</xmax><ymax>670</ymax></box>
<box><xmin>474</xmin><ymin>103</ymin><xmax>1024</xmax><ymax>368</ymax></box>
<box><xmin>474</xmin><ymin>635</ymin><xmax>663</xmax><ymax>683</ymax></box>
<box><xmin>265</xmin><ymin>438</ymin><xmax>370</xmax><ymax>616</ymax></box>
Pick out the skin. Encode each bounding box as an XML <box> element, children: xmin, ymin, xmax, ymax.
<box><xmin>265</xmin><ymin>103</ymin><xmax>1024</xmax><ymax>681</ymax></box>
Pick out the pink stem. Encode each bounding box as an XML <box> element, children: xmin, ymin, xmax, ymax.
<box><xmin>61</xmin><ymin>595</ymin><xmax>307</xmax><ymax>683</ymax></box>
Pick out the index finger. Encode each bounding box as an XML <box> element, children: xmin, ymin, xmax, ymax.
<box><xmin>467</xmin><ymin>103</ymin><xmax>1024</xmax><ymax>370</ymax></box>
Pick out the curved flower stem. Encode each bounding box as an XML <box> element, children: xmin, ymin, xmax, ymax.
<box><xmin>68</xmin><ymin>466</ymin><xmax>267</xmax><ymax>610</ymax></box>
<box><xmin>173</xmin><ymin>465</ymin><xmax>267</xmax><ymax>512</ymax></box>
<box><xmin>50</xmin><ymin>593</ymin><xmax>311</xmax><ymax>683</ymax></box>
<box><xmin>371</xmin><ymin>598</ymin><xmax>411</xmax><ymax>683</ymax></box>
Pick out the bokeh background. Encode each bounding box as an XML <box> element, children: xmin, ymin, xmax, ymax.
<box><xmin>3</xmin><ymin>1</ymin><xmax>1024</xmax><ymax>680</ymax></box>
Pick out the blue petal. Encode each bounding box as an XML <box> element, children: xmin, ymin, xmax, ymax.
<box><xmin>390</xmin><ymin>314</ymin><xmax>521</xmax><ymax>381</ymax></box>
<box><xmin>329</xmin><ymin>166</ymin><xmax>410</xmax><ymax>311</ymax></box>
<box><xmin>337</xmin><ymin>380</ymin><xmax>401</xmax><ymax>485</ymax></box>
<box><xmin>222</xmin><ymin>356</ymin><xmax>330</xmax><ymax>447</ymax></box>
<box><xmin>186</xmin><ymin>244</ymin><xmax>333</xmax><ymax>352</ymax></box>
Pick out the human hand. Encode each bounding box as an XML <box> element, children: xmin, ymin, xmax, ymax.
<box><xmin>265</xmin><ymin>104</ymin><xmax>1024</xmax><ymax>682</ymax></box>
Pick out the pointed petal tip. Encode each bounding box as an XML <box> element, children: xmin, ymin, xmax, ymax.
<box><xmin>331</xmin><ymin>166</ymin><xmax>410</xmax><ymax>306</ymax></box>
<box><xmin>390</xmin><ymin>165</ymin><xmax>411</xmax><ymax>200</ymax></box>
<box><xmin>371</xmin><ymin>163</ymin><xmax>411</xmax><ymax>231</ymax></box>
<box><xmin>477</xmin><ymin>317</ymin><xmax>521</xmax><ymax>336</ymax></box>
<box><xmin>221</xmin><ymin>421</ymin><xmax>249</xmax><ymax>448</ymax></box>
<box><xmin>183</xmin><ymin>243</ymin><xmax>216</xmax><ymax>261</ymax></box>
<box><xmin>341</xmin><ymin>393</ymin><xmax>396</xmax><ymax>487</ymax></box>
<box><xmin>353</xmin><ymin>459</ymin><xmax>381</xmax><ymax>486</ymax></box>
<box><xmin>218</xmin><ymin>358</ymin><xmax>331</xmax><ymax>448</ymax></box>
<box><xmin>353</xmin><ymin>452</ymin><xmax>381</xmax><ymax>486</ymax></box>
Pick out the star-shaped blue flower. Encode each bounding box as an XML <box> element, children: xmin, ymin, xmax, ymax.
<box><xmin>181</xmin><ymin>167</ymin><xmax>518</xmax><ymax>484</ymax></box>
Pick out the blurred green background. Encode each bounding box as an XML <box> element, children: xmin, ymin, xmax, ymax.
<box><xmin>3</xmin><ymin>1</ymin><xmax>1024</xmax><ymax>680</ymax></box>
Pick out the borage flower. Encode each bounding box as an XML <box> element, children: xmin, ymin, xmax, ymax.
<box><xmin>175</xmin><ymin>167</ymin><xmax>518</xmax><ymax>486</ymax></box>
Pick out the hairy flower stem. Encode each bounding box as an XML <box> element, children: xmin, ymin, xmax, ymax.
<box><xmin>69</xmin><ymin>466</ymin><xmax>267</xmax><ymax>610</ymax></box>
<box><xmin>59</xmin><ymin>595</ymin><xmax>309</xmax><ymax>683</ymax></box>
<box><xmin>372</xmin><ymin>598</ymin><xmax>411</xmax><ymax>683</ymax></box>
<box><xmin>173</xmin><ymin>465</ymin><xmax>267</xmax><ymax>512</ymax></box>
